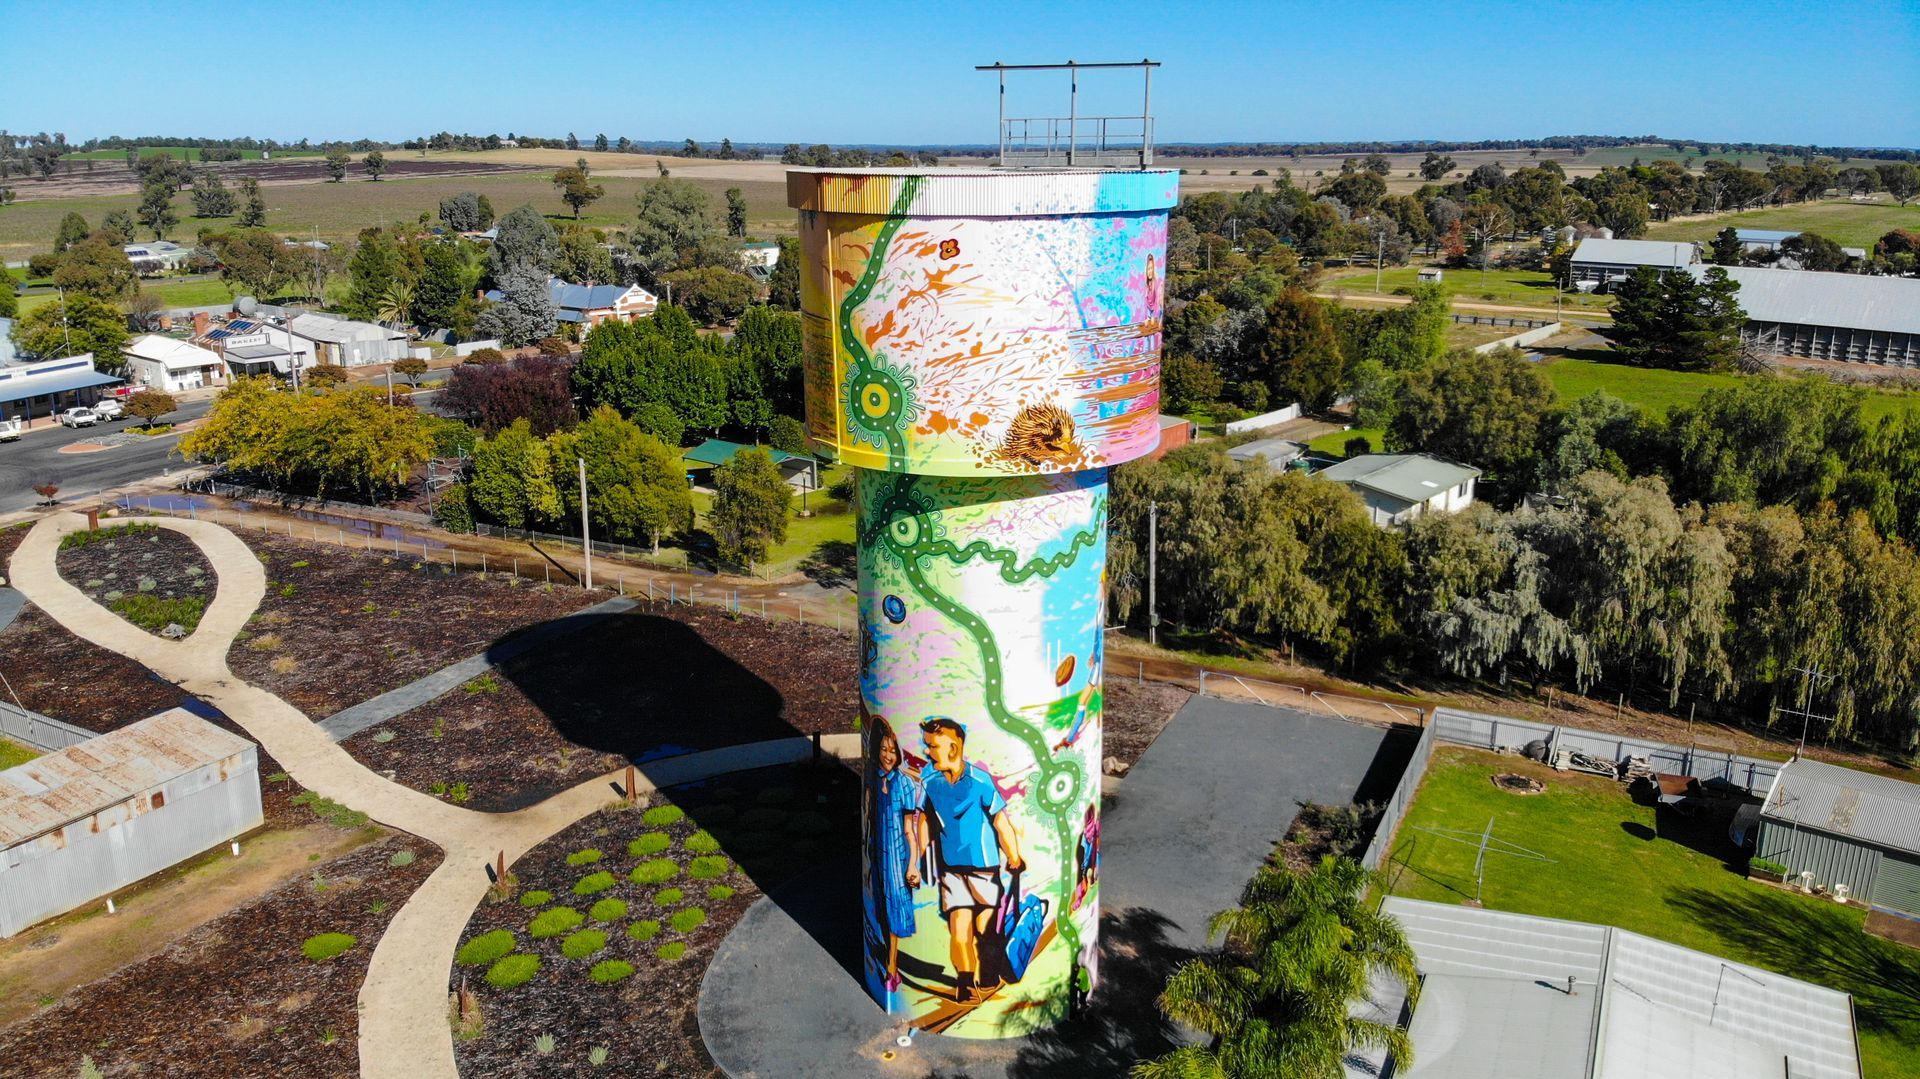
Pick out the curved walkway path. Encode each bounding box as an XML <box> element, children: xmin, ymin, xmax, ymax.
<box><xmin>9</xmin><ymin>513</ymin><xmax>857</xmax><ymax>1079</ymax></box>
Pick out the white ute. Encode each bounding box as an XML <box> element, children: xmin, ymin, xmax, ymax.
<box><xmin>90</xmin><ymin>397</ymin><xmax>125</xmax><ymax>421</ymax></box>
<box><xmin>58</xmin><ymin>407</ymin><xmax>98</xmax><ymax>428</ymax></box>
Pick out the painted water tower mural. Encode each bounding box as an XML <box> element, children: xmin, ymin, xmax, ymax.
<box><xmin>789</xmin><ymin>164</ymin><xmax>1176</xmax><ymax>1036</ymax></box>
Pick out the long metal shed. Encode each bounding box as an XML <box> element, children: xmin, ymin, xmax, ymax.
<box><xmin>0</xmin><ymin>709</ymin><xmax>263</xmax><ymax>937</ymax></box>
<box><xmin>1757</xmin><ymin>757</ymin><xmax>1920</xmax><ymax>915</ymax></box>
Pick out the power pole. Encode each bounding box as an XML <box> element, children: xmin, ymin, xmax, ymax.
<box><xmin>1146</xmin><ymin>500</ymin><xmax>1159</xmax><ymax>647</ymax></box>
<box><xmin>1777</xmin><ymin>663</ymin><xmax>1836</xmax><ymax>759</ymax></box>
<box><xmin>578</xmin><ymin>457</ymin><xmax>593</xmax><ymax>590</ymax></box>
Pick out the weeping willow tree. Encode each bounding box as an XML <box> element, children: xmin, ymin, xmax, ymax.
<box><xmin>1133</xmin><ymin>857</ymin><xmax>1418</xmax><ymax>1079</ymax></box>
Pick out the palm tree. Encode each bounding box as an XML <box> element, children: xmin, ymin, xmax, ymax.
<box><xmin>1132</xmin><ymin>856</ymin><xmax>1419</xmax><ymax>1079</ymax></box>
<box><xmin>375</xmin><ymin>279</ymin><xmax>414</xmax><ymax>330</ymax></box>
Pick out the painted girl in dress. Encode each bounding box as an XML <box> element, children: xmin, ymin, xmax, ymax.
<box><xmin>867</xmin><ymin>714</ymin><xmax>925</xmax><ymax>995</ymax></box>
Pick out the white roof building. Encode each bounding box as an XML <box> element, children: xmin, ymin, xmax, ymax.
<box><xmin>1691</xmin><ymin>265</ymin><xmax>1920</xmax><ymax>367</ymax></box>
<box><xmin>1349</xmin><ymin>897</ymin><xmax>1863</xmax><ymax>1079</ymax></box>
<box><xmin>287</xmin><ymin>312</ymin><xmax>410</xmax><ymax>367</ymax></box>
<box><xmin>122</xmin><ymin>335</ymin><xmax>227</xmax><ymax>393</ymax></box>
<box><xmin>1569</xmin><ymin>238</ymin><xmax>1700</xmax><ymax>287</ymax></box>
<box><xmin>1316</xmin><ymin>453</ymin><xmax>1480</xmax><ymax>527</ymax></box>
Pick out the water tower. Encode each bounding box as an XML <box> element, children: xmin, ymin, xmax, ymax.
<box><xmin>788</xmin><ymin>60</ymin><xmax>1174</xmax><ymax>1037</ymax></box>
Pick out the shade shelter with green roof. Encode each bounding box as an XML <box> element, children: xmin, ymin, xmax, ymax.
<box><xmin>681</xmin><ymin>438</ymin><xmax>821</xmax><ymax>489</ymax></box>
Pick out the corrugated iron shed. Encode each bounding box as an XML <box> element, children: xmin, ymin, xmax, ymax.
<box><xmin>0</xmin><ymin>709</ymin><xmax>253</xmax><ymax>847</ymax></box>
<box><xmin>1762</xmin><ymin>758</ymin><xmax>1920</xmax><ymax>855</ymax></box>
<box><xmin>1694</xmin><ymin>264</ymin><xmax>1920</xmax><ymax>337</ymax></box>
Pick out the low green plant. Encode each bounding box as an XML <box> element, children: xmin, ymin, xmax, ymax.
<box><xmin>589</xmin><ymin>897</ymin><xmax>628</xmax><ymax>922</ymax></box>
<box><xmin>302</xmin><ymin>932</ymin><xmax>357</xmax><ymax>961</ymax></box>
<box><xmin>485</xmin><ymin>953</ymin><xmax>540</xmax><ymax>989</ymax></box>
<box><xmin>109</xmin><ymin>593</ymin><xmax>208</xmax><ymax>633</ymax></box>
<box><xmin>688</xmin><ymin>856</ymin><xmax>730</xmax><ymax>880</ymax></box>
<box><xmin>291</xmin><ymin>560</ymin><xmax>310</xmax><ymax>569</ymax></box>
<box><xmin>630</xmin><ymin>858</ymin><xmax>679</xmax><ymax>885</ymax></box>
<box><xmin>529</xmin><ymin>906</ymin><xmax>584</xmax><ymax>938</ymax></box>
<box><xmin>389</xmin><ymin>849</ymin><xmax>416</xmax><ymax>867</ymax></box>
<box><xmin>1751</xmin><ymin>857</ymin><xmax>1790</xmax><ymax>876</ymax></box>
<box><xmin>290</xmin><ymin>791</ymin><xmax>369</xmax><ymax>829</ymax></box>
<box><xmin>588</xmin><ymin>1045</ymin><xmax>611</xmax><ymax>1066</ymax></box>
<box><xmin>573</xmin><ymin>870</ymin><xmax>617</xmax><ymax>896</ymax></box>
<box><xmin>641</xmin><ymin>805</ymin><xmax>685</xmax><ymax>827</ymax></box>
<box><xmin>706</xmin><ymin>885</ymin><xmax>737</xmax><ymax>901</ymax></box>
<box><xmin>455</xmin><ymin>930</ymin><xmax>516</xmax><ymax>967</ymax></box>
<box><xmin>669</xmin><ymin>907</ymin><xmax>707</xmax><ymax>933</ymax></box>
<box><xmin>534</xmin><ymin>1033</ymin><xmax>557</xmax><ymax>1055</ymax></box>
<box><xmin>684</xmin><ymin>830</ymin><xmax>721</xmax><ymax>854</ymax></box>
<box><xmin>628</xmin><ymin>920</ymin><xmax>662</xmax><ymax>942</ymax></box>
<box><xmin>80</xmin><ymin>1056</ymin><xmax>105</xmax><ymax>1079</ymax></box>
<box><xmin>566</xmin><ymin>848</ymin><xmax>604</xmax><ymax>866</ymax></box>
<box><xmin>654</xmin><ymin>888</ymin><xmax>685</xmax><ymax>906</ymax></box>
<box><xmin>589</xmin><ymin>959</ymin><xmax>635</xmax><ymax>985</ymax></box>
<box><xmin>654</xmin><ymin>941</ymin><xmax>686</xmax><ymax>961</ymax></box>
<box><xmin>560</xmin><ymin>929</ymin><xmax>608</xmax><ymax>959</ymax></box>
<box><xmin>60</xmin><ymin>523</ymin><xmax>157</xmax><ymax>549</ymax></box>
<box><xmin>463</xmin><ymin>672</ymin><xmax>501</xmax><ymax>694</ymax></box>
<box><xmin>519</xmin><ymin>890</ymin><xmax>554</xmax><ymax>908</ymax></box>
<box><xmin>371</xmin><ymin>729</ymin><xmax>396</xmax><ymax>743</ymax></box>
<box><xmin>628</xmin><ymin>832</ymin><xmax>672</xmax><ymax>857</ymax></box>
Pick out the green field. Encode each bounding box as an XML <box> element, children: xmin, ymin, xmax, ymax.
<box><xmin>16</xmin><ymin>275</ymin><xmax>238</xmax><ymax>317</ymax></box>
<box><xmin>1323</xmin><ymin>265</ymin><xmax>1611</xmax><ymax>313</ymax></box>
<box><xmin>0</xmin><ymin>739</ymin><xmax>38</xmax><ymax>770</ymax></box>
<box><xmin>61</xmin><ymin>147</ymin><xmax>323</xmax><ymax>161</ymax></box>
<box><xmin>1386</xmin><ymin>747</ymin><xmax>1920</xmax><ymax>1077</ymax></box>
<box><xmin>1309</xmin><ymin>427</ymin><xmax>1382</xmax><ymax>456</ymax></box>
<box><xmin>1646</xmin><ymin>199</ymin><xmax>1920</xmax><ymax>250</ymax></box>
<box><xmin>0</xmin><ymin>169</ymin><xmax>794</xmax><ymax>262</ymax></box>
<box><xmin>1543</xmin><ymin>358</ymin><xmax>1920</xmax><ymax>421</ymax></box>
<box><xmin>688</xmin><ymin>460</ymin><xmax>854</xmax><ymax>577</ymax></box>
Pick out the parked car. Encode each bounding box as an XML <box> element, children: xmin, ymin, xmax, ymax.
<box><xmin>0</xmin><ymin>417</ymin><xmax>21</xmax><ymax>443</ymax></box>
<box><xmin>57</xmin><ymin>407</ymin><xmax>98</xmax><ymax>428</ymax></box>
<box><xmin>90</xmin><ymin>397</ymin><xmax>125</xmax><ymax>421</ymax></box>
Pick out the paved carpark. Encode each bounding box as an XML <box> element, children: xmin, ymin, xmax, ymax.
<box><xmin>697</xmin><ymin>696</ymin><xmax>1419</xmax><ymax>1078</ymax></box>
<box><xmin>0</xmin><ymin>397</ymin><xmax>213</xmax><ymax>515</ymax></box>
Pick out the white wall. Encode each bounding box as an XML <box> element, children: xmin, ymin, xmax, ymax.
<box><xmin>1223</xmin><ymin>403</ymin><xmax>1304</xmax><ymax>434</ymax></box>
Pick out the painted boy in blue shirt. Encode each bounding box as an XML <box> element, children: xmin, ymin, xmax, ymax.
<box><xmin>919</xmin><ymin>716</ymin><xmax>1023</xmax><ymax>1003</ymax></box>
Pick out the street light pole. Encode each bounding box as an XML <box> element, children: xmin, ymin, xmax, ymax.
<box><xmin>578</xmin><ymin>457</ymin><xmax>593</xmax><ymax>590</ymax></box>
<box><xmin>1147</xmin><ymin>500</ymin><xmax>1159</xmax><ymax>647</ymax></box>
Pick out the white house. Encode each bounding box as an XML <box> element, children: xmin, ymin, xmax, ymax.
<box><xmin>121</xmin><ymin>240</ymin><xmax>195</xmax><ymax>274</ymax></box>
<box><xmin>123</xmin><ymin>335</ymin><xmax>227</xmax><ymax>393</ymax></box>
<box><xmin>1316</xmin><ymin>452</ymin><xmax>1479</xmax><ymax>527</ymax></box>
<box><xmin>287</xmin><ymin>312</ymin><xmax>409</xmax><ymax>367</ymax></box>
<box><xmin>740</xmin><ymin>240</ymin><xmax>782</xmax><ymax>271</ymax></box>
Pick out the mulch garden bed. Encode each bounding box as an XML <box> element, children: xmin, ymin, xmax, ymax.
<box><xmin>55</xmin><ymin>523</ymin><xmax>217</xmax><ymax>635</ymax></box>
<box><xmin>452</xmin><ymin>763</ymin><xmax>858</xmax><ymax>1078</ymax></box>
<box><xmin>225</xmin><ymin>532</ymin><xmax>602</xmax><ymax>719</ymax></box>
<box><xmin>0</xmin><ymin>832</ymin><xmax>440</xmax><ymax>1079</ymax></box>
<box><xmin>1271</xmin><ymin>802</ymin><xmax>1382</xmax><ymax>874</ymax></box>
<box><xmin>0</xmin><ymin>523</ymin><xmax>193</xmax><ymax>732</ymax></box>
<box><xmin>343</xmin><ymin>603</ymin><xmax>861</xmax><ymax>812</ymax></box>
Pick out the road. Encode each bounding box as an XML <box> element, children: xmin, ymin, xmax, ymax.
<box><xmin>0</xmin><ymin>397</ymin><xmax>213</xmax><ymax>514</ymax></box>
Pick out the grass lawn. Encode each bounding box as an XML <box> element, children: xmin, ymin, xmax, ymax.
<box><xmin>1309</xmin><ymin>427</ymin><xmax>1381</xmax><ymax>456</ymax></box>
<box><xmin>1385</xmin><ymin>746</ymin><xmax>1920</xmax><ymax>1078</ymax></box>
<box><xmin>0</xmin><ymin>739</ymin><xmax>39</xmax><ymax>770</ymax></box>
<box><xmin>1645</xmin><ymin>199</ymin><xmax>1920</xmax><ymax>250</ymax></box>
<box><xmin>16</xmin><ymin>275</ymin><xmax>236</xmax><ymax>317</ymax></box>
<box><xmin>1543</xmin><ymin>357</ymin><xmax>1920</xmax><ymax>422</ymax></box>
<box><xmin>689</xmin><ymin>460</ymin><xmax>855</xmax><ymax>577</ymax></box>
<box><xmin>1323</xmin><ymin>264</ymin><xmax>1611</xmax><ymax>313</ymax></box>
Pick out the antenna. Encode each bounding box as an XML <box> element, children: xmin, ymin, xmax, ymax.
<box><xmin>977</xmin><ymin>60</ymin><xmax>1159</xmax><ymax>170</ymax></box>
<box><xmin>1412</xmin><ymin>816</ymin><xmax>1554</xmax><ymax>905</ymax></box>
<box><xmin>1772</xmin><ymin>663</ymin><xmax>1836</xmax><ymax>758</ymax></box>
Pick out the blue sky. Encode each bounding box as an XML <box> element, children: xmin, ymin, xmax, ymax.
<box><xmin>8</xmin><ymin>0</ymin><xmax>1918</xmax><ymax>147</ymax></box>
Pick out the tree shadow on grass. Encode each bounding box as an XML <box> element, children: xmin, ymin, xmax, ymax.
<box><xmin>800</xmin><ymin>539</ymin><xmax>856</xmax><ymax>590</ymax></box>
<box><xmin>1665</xmin><ymin>885</ymin><xmax>1920</xmax><ymax>1036</ymax></box>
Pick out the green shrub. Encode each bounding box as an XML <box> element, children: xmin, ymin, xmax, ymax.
<box><xmin>654</xmin><ymin>941</ymin><xmax>686</xmax><ymax>961</ymax></box>
<box><xmin>110</xmin><ymin>593</ymin><xmax>208</xmax><ymax>633</ymax></box>
<box><xmin>688</xmin><ymin>856</ymin><xmax>729</xmax><ymax>880</ymax></box>
<box><xmin>455</xmin><ymin>930</ymin><xmax>516</xmax><ymax>967</ymax></box>
<box><xmin>529</xmin><ymin>906</ymin><xmax>584</xmax><ymax>938</ymax></box>
<box><xmin>589</xmin><ymin>897</ymin><xmax>628</xmax><ymax>922</ymax></box>
<box><xmin>641</xmin><ymin>805</ymin><xmax>685</xmax><ymax>827</ymax></box>
<box><xmin>485</xmin><ymin>953</ymin><xmax>540</xmax><ymax>989</ymax></box>
<box><xmin>302</xmin><ymin>932</ymin><xmax>357</xmax><ymax>961</ymax></box>
<box><xmin>630</xmin><ymin>858</ymin><xmax>679</xmax><ymax>885</ymax></box>
<box><xmin>706</xmin><ymin>885</ymin><xmax>737</xmax><ymax>901</ymax></box>
<box><xmin>1751</xmin><ymin>858</ymin><xmax>1790</xmax><ymax>876</ymax></box>
<box><xmin>684</xmin><ymin>830</ymin><xmax>721</xmax><ymax>854</ymax></box>
<box><xmin>560</xmin><ymin>929</ymin><xmax>608</xmax><ymax>959</ymax></box>
<box><xmin>463</xmin><ymin>672</ymin><xmax>501</xmax><ymax>695</ymax></box>
<box><xmin>628</xmin><ymin>832</ymin><xmax>672</xmax><ymax>857</ymax></box>
<box><xmin>573</xmin><ymin>871</ymin><xmax>617</xmax><ymax>895</ymax></box>
<box><xmin>566</xmin><ymin>848</ymin><xmax>604</xmax><ymax>866</ymax></box>
<box><xmin>669</xmin><ymin>907</ymin><xmax>707</xmax><ymax>933</ymax></box>
<box><xmin>60</xmin><ymin>524</ymin><xmax>157</xmax><ymax>549</ymax></box>
<box><xmin>654</xmin><ymin>888</ymin><xmax>685</xmax><ymax>906</ymax></box>
<box><xmin>519</xmin><ymin>890</ymin><xmax>554</xmax><ymax>908</ymax></box>
<box><xmin>628</xmin><ymin>920</ymin><xmax>662</xmax><ymax>942</ymax></box>
<box><xmin>389</xmin><ymin>850</ymin><xmax>416</xmax><ymax>867</ymax></box>
<box><xmin>589</xmin><ymin>959</ymin><xmax>635</xmax><ymax>984</ymax></box>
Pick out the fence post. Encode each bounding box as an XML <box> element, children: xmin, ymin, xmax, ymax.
<box><xmin>544</xmin><ymin>563</ymin><xmax>550</xmax><ymax>585</ymax></box>
<box><xmin>1198</xmin><ymin>671</ymin><xmax>1207</xmax><ymax>696</ymax></box>
<box><xmin>482</xmin><ymin>554</ymin><xmax>488</xmax><ymax>574</ymax></box>
<box><xmin>670</xmin><ymin>584</ymin><xmax>677</xmax><ymax>604</ymax></box>
<box><xmin>618</xmin><ymin>575</ymin><xmax>624</xmax><ymax>596</ymax></box>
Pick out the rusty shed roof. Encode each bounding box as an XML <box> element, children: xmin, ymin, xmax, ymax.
<box><xmin>0</xmin><ymin>709</ymin><xmax>254</xmax><ymax>847</ymax></box>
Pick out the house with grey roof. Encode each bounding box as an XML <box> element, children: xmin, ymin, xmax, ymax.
<box><xmin>1225</xmin><ymin>436</ymin><xmax>1308</xmax><ymax>471</ymax></box>
<box><xmin>1757</xmin><ymin>757</ymin><xmax>1920</xmax><ymax>915</ymax></box>
<box><xmin>1568</xmin><ymin>238</ymin><xmax>1700</xmax><ymax>289</ymax></box>
<box><xmin>1315</xmin><ymin>453</ymin><xmax>1479</xmax><ymax>527</ymax></box>
<box><xmin>1689</xmin><ymin>264</ymin><xmax>1920</xmax><ymax>367</ymax></box>
<box><xmin>287</xmin><ymin>312</ymin><xmax>410</xmax><ymax>367</ymax></box>
<box><xmin>1735</xmin><ymin>228</ymin><xmax>1801</xmax><ymax>252</ymax></box>
<box><xmin>1348</xmin><ymin>897</ymin><xmax>1863</xmax><ymax>1079</ymax></box>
